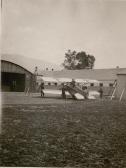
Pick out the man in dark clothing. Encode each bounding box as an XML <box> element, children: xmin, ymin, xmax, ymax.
<box><xmin>99</xmin><ymin>86</ymin><xmax>103</xmax><ymax>98</ymax></box>
<box><xmin>61</xmin><ymin>83</ymin><xmax>66</xmax><ymax>99</ymax></box>
<box><xmin>82</xmin><ymin>85</ymin><xmax>89</xmax><ymax>99</ymax></box>
<box><xmin>40</xmin><ymin>82</ymin><xmax>45</xmax><ymax>97</ymax></box>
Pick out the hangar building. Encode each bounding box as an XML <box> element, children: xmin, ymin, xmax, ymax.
<box><xmin>1</xmin><ymin>60</ymin><xmax>35</xmax><ymax>92</ymax></box>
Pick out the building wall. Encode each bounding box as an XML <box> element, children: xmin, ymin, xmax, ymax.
<box><xmin>1</xmin><ymin>60</ymin><xmax>35</xmax><ymax>92</ymax></box>
<box><xmin>116</xmin><ymin>74</ymin><xmax>126</xmax><ymax>100</ymax></box>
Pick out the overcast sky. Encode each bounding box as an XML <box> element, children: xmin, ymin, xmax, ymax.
<box><xmin>2</xmin><ymin>0</ymin><xmax>126</xmax><ymax>68</ymax></box>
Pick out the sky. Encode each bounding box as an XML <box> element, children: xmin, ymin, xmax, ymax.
<box><xmin>1</xmin><ymin>0</ymin><xmax>126</xmax><ymax>69</ymax></box>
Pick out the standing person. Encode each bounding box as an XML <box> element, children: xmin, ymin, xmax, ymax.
<box><xmin>40</xmin><ymin>82</ymin><xmax>45</xmax><ymax>97</ymax></box>
<box><xmin>82</xmin><ymin>85</ymin><xmax>89</xmax><ymax>99</ymax></box>
<box><xmin>99</xmin><ymin>86</ymin><xmax>103</xmax><ymax>99</ymax></box>
<box><xmin>61</xmin><ymin>83</ymin><xmax>66</xmax><ymax>99</ymax></box>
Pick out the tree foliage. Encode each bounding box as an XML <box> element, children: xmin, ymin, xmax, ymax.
<box><xmin>62</xmin><ymin>50</ymin><xmax>95</xmax><ymax>70</ymax></box>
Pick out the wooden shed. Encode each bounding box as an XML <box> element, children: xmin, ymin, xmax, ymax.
<box><xmin>1</xmin><ymin>60</ymin><xmax>35</xmax><ymax>92</ymax></box>
<box><xmin>116</xmin><ymin>73</ymin><xmax>126</xmax><ymax>100</ymax></box>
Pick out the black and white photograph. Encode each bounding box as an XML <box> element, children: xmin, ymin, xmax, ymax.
<box><xmin>1</xmin><ymin>0</ymin><xmax>126</xmax><ymax>167</ymax></box>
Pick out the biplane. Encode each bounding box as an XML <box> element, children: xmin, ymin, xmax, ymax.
<box><xmin>36</xmin><ymin>76</ymin><xmax>100</xmax><ymax>100</ymax></box>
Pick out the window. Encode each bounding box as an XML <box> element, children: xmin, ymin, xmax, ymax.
<box><xmin>90</xmin><ymin>83</ymin><xmax>94</xmax><ymax>87</ymax></box>
<box><xmin>54</xmin><ymin>82</ymin><xmax>57</xmax><ymax>86</ymax></box>
<box><xmin>109</xmin><ymin>83</ymin><xmax>113</xmax><ymax>87</ymax></box>
<box><xmin>48</xmin><ymin>82</ymin><xmax>51</xmax><ymax>86</ymax></box>
<box><xmin>99</xmin><ymin>83</ymin><xmax>103</xmax><ymax>87</ymax></box>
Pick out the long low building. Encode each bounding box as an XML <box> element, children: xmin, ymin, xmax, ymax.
<box><xmin>40</xmin><ymin>68</ymin><xmax>126</xmax><ymax>87</ymax></box>
<box><xmin>38</xmin><ymin>68</ymin><xmax>126</xmax><ymax>97</ymax></box>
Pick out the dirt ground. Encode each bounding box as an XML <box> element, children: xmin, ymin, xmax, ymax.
<box><xmin>1</xmin><ymin>92</ymin><xmax>69</xmax><ymax>105</ymax></box>
<box><xmin>0</xmin><ymin>92</ymin><xmax>126</xmax><ymax>167</ymax></box>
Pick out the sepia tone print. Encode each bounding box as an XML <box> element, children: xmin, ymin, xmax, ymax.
<box><xmin>1</xmin><ymin>0</ymin><xmax>126</xmax><ymax>167</ymax></box>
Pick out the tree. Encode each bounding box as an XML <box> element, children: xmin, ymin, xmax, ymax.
<box><xmin>62</xmin><ymin>49</ymin><xmax>77</xmax><ymax>70</ymax></box>
<box><xmin>62</xmin><ymin>50</ymin><xmax>95</xmax><ymax>70</ymax></box>
<box><xmin>87</xmin><ymin>54</ymin><xmax>95</xmax><ymax>69</ymax></box>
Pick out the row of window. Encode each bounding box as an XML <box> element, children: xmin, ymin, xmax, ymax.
<box><xmin>90</xmin><ymin>83</ymin><xmax>113</xmax><ymax>87</ymax></box>
<box><xmin>37</xmin><ymin>82</ymin><xmax>114</xmax><ymax>87</ymax></box>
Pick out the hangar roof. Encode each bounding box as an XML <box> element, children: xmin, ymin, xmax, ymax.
<box><xmin>1</xmin><ymin>54</ymin><xmax>61</xmax><ymax>73</ymax></box>
<box><xmin>1</xmin><ymin>60</ymin><xmax>33</xmax><ymax>75</ymax></box>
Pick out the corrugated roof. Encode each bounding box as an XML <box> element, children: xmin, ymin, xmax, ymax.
<box><xmin>1</xmin><ymin>60</ymin><xmax>33</xmax><ymax>74</ymax></box>
<box><xmin>1</xmin><ymin>54</ymin><xmax>61</xmax><ymax>73</ymax></box>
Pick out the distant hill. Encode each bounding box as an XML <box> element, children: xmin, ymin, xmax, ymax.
<box><xmin>1</xmin><ymin>54</ymin><xmax>61</xmax><ymax>73</ymax></box>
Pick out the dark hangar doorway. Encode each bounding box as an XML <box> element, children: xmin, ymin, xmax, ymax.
<box><xmin>1</xmin><ymin>72</ymin><xmax>25</xmax><ymax>92</ymax></box>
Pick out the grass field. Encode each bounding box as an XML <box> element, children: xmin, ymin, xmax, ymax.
<box><xmin>0</xmin><ymin>97</ymin><xmax>126</xmax><ymax>167</ymax></box>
